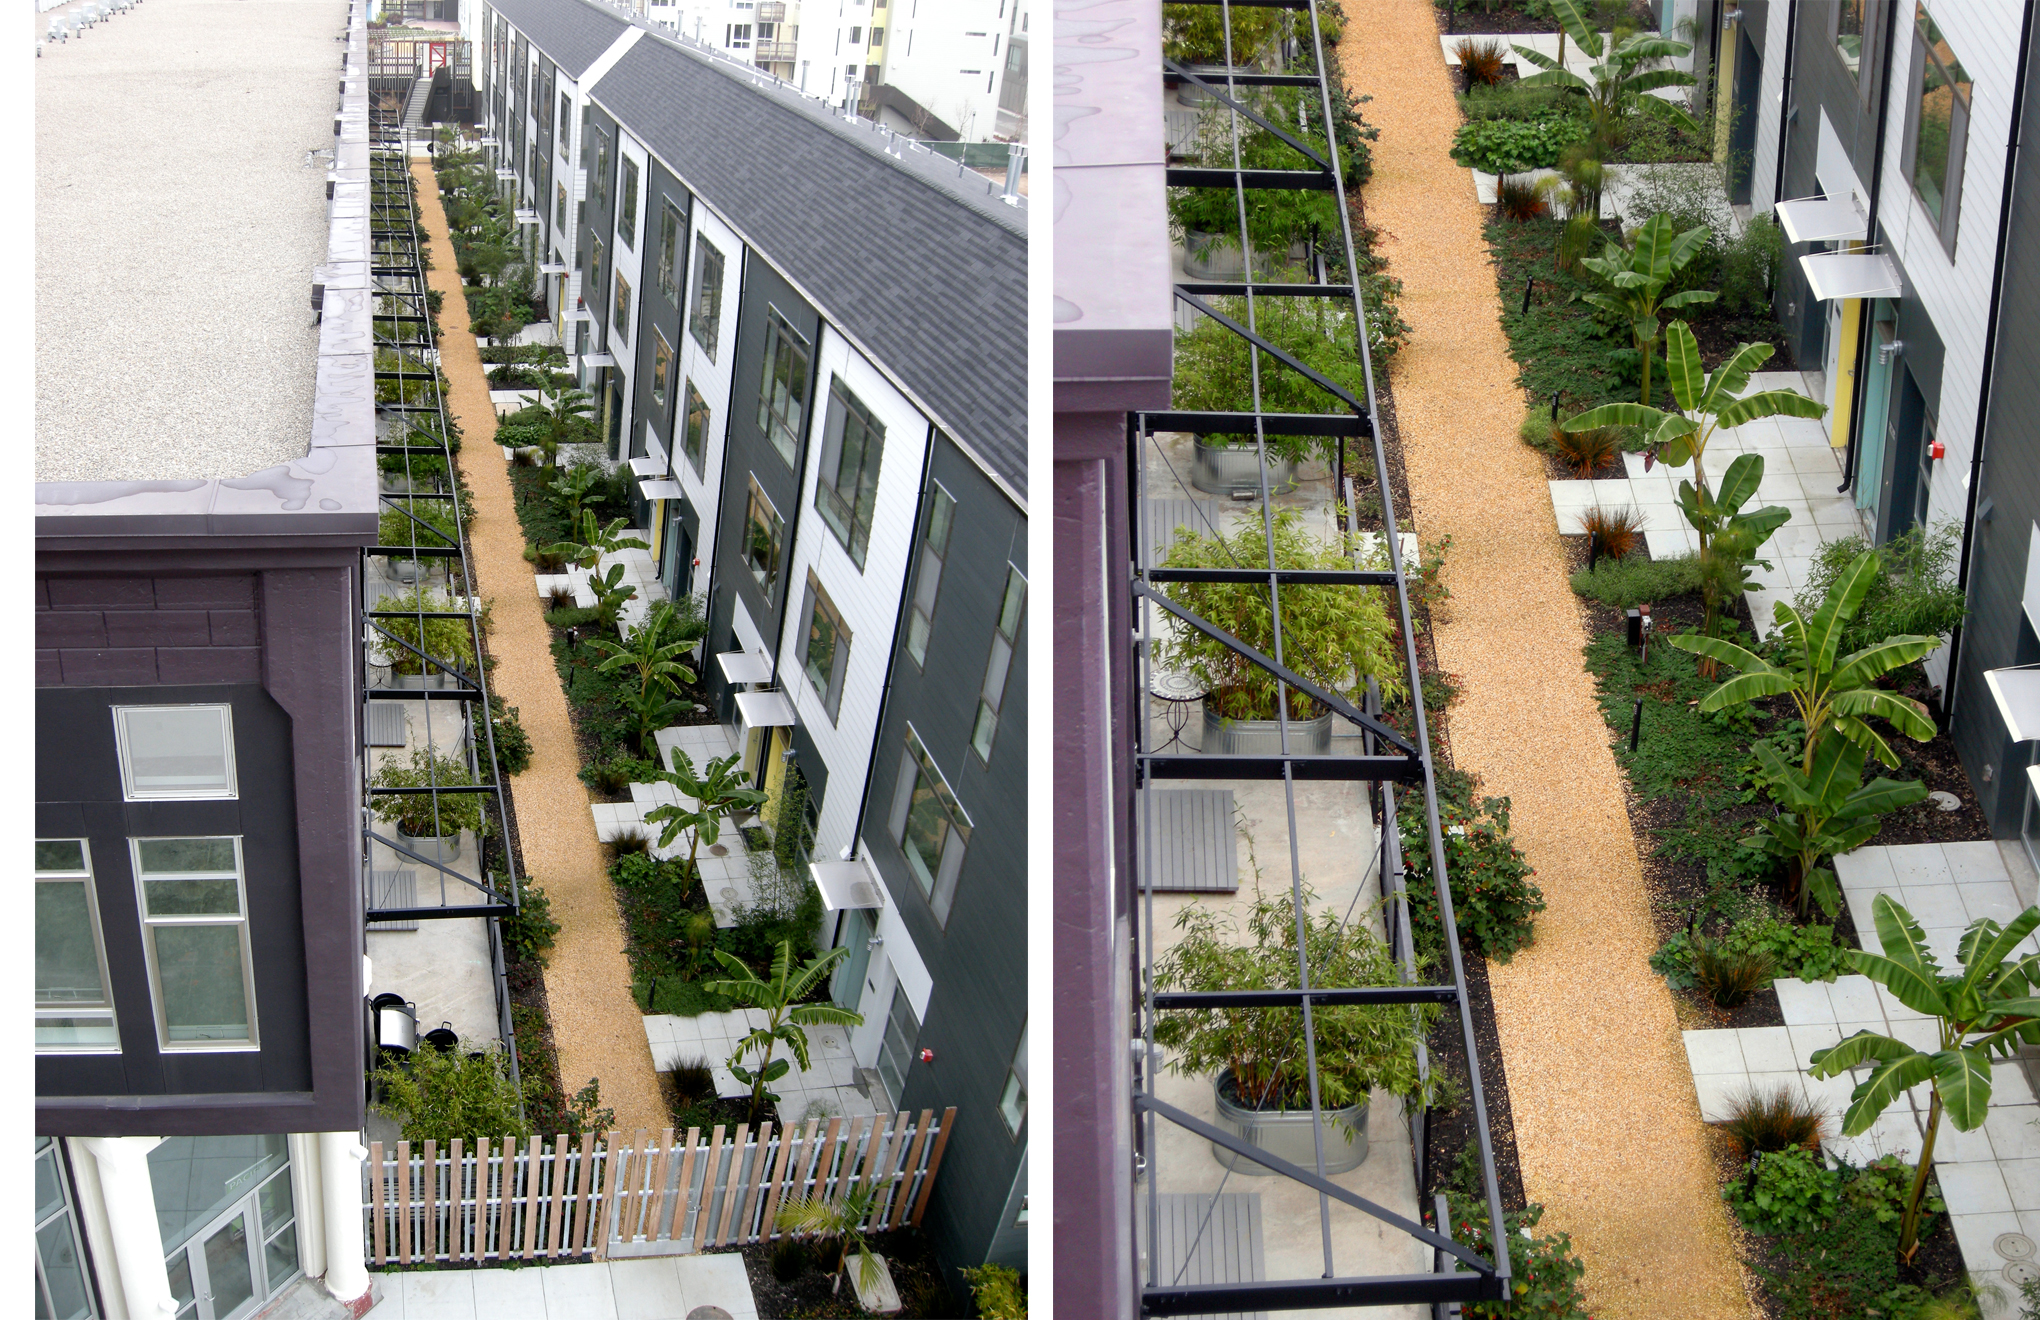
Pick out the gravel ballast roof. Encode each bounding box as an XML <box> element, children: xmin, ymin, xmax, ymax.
<box><xmin>36</xmin><ymin>0</ymin><xmax>348</xmax><ymax>483</ymax></box>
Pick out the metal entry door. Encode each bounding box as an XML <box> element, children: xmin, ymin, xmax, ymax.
<box><xmin>165</xmin><ymin>1166</ymin><xmax>299</xmax><ymax>1320</ymax></box>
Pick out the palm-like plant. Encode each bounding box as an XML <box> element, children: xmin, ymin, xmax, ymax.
<box><xmin>542</xmin><ymin>510</ymin><xmax>648</xmax><ymax>572</ymax></box>
<box><xmin>536</xmin><ymin>384</ymin><xmax>596</xmax><ymax>466</ymax></box>
<box><xmin>775</xmin><ymin>1183</ymin><xmax>885</xmax><ymax>1296</ymax></box>
<box><xmin>1668</xmin><ymin>550</ymin><xmax>1938</xmax><ymax>772</ymax></box>
<box><xmin>642</xmin><ymin>750</ymin><xmax>769</xmax><ymax>882</ymax></box>
<box><xmin>1579</xmin><ymin>212</ymin><xmax>1717</xmax><ymax>406</ymax></box>
<box><xmin>1808</xmin><ymin>896</ymin><xmax>2040</xmax><ymax>1262</ymax></box>
<box><xmin>704</xmin><ymin>940</ymin><xmax>863</xmax><ymax>1122</ymax></box>
<box><xmin>1513</xmin><ymin>0</ymin><xmax>1701</xmax><ymax>144</ymax></box>
<box><xmin>585</xmin><ymin>602</ymin><xmax>697</xmax><ymax>754</ymax></box>
<box><xmin>1743</xmin><ymin>735</ymin><xmax>1927</xmax><ymax>919</ymax></box>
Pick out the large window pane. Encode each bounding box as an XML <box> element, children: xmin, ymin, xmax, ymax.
<box><xmin>150</xmin><ymin>926</ymin><xmax>251</xmax><ymax>1044</ymax></box>
<box><xmin>136</xmin><ymin>837</ymin><xmax>239</xmax><ymax>873</ymax></box>
<box><xmin>142</xmin><ymin>879</ymin><xmax>242</xmax><ymax>918</ymax></box>
<box><xmin>115</xmin><ymin>706</ymin><xmax>236</xmax><ymax>799</ymax></box>
<box><xmin>149</xmin><ymin>1135</ymin><xmax>288</xmax><ymax>1254</ymax></box>
<box><xmin>815</xmin><ymin>380</ymin><xmax>885</xmax><ymax>569</ymax></box>
<box><xmin>37</xmin><ymin>883</ymin><xmax>106</xmax><ymax>1006</ymax></box>
<box><xmin>1910</xmin><ymin>4</ymin><xmax>1970</xmax><ymax>228</ymax></box>
<box><xmin>36</xmin><ymin>1218</ymin><xmax>91</xmax><ymax>1320</ymax></box>
<box><xmin>757</xmin><ymin>310</ymin><xmax>811</xmax><ymax>467</ymax></box>
<box><xmin>36</xmin><ymin>840</ymin><xmax>84</xmax><ymax>871</ymax></box>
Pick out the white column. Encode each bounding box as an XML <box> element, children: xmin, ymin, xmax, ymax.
<box><xmin>316</xmin><ymin>1133</ymin><xmax>371</xmax><ymax>1304</ymax></box>
<box><xmin>75</xmin><ymin>1137</ymin><xmax>176</xmax><ymax>1320</ymax></box>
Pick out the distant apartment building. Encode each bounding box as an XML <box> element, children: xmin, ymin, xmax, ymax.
<box><xmin>35</xmin><ymin>2</ymin><xmax>384</xmax><ymax>1318</ymax></box>
<box><xmin>871</xmin><ymin>0</ymin><xmax>1028</xmax><ymax>142</ymax></box>
<box><xmin>472</xmin><ymin>0</ymin><xmax>1029</xmax><ymax>1278</ymax></box>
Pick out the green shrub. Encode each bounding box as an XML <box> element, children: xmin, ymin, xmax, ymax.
<box><xmin>371</xmin><ymin>748</ymin><xmax>485</xmax><ymax>838</ymax></box>
<box><xmin>487</xmin><ymin>701</ymin><xmax>532</xmax><ymax>778</ymax></box>
<box><xmin>544</xmin><ymin>606</ymin><xmax>607</xmax><ymax>631</ymax></box>
<box><xmin>1449</xmin><ymin>116</ymin><xmax>1587</xmax><ymax>174</ymax></box>
<box><xmin>498</xmin><ymin>875</ymin><xmax>555</xmax><ymax>961</ymax></box>
<box><xmin>963</xmin><ymin>1264</ymin><xmax>1028</xmax><ymax>1319</ymax></box>
<box><xmin>1445</xmin><ymin>1201</ymin><xmax>1591</xmax><ymax>1319</ymax></box>
<box><xmin>1651</xmin><ymin>915</ymin><xmax>1842</xmax><ymax>991</ymax></box>
<box><xmin>372</xmin><ymin>587</ymin><xmax>477</xmax><ymax>677</ymax></box>
<box><xmin>1725</xmin><ymin>1146</ymin><xmax>1839</xmax><ymax>1239</ymax></box>
<box><xmin>1404</xmin><ymin>768</ymin><xmax>1546</xmax><ymax>964</ymax></box>
<box><xmin>1743</xmin><ymin>1156</ymin><xmax>1948</xmax><ymax>1317</ymax></box>
<box><xmin>1792</xmin><ymin>522</ymin><xmax>1966</xmax><ymax>655</ymax></box>
<box><xmin>1569</xmin><ymin>554</ymin><xmax>1704</xmax><ymax>609</ymax></box>
<box><xmin>1458</xmin><ymin>84</ymin><xmax>1580</xmax><ymax>123</ymax></box>
<box><xmin>378</xmin><ymin>497</ymin><xmax>460</xmax><ymax>553</ymax></box>
<box><xmin>1718</xmin><ymin>213</ymin><xmax>1785</xmax><ymax>315</ymax></box>
<box><xmin>373</xmin><ymin>1044</ymin><xmax>529</xmax><ymax>1145</ymax></box>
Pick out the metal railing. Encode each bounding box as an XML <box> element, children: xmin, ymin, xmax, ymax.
<box><xmin>1130</xmin><ymin>1</ymin><xmax>1508</xmax><ymax>1312</ymax></box>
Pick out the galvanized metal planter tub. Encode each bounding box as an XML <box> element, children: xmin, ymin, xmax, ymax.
<box><xmin>1211</xmin><ymin>1072</ymin><xmax>1369</xmax><ymax>1175</ymax></box>
<box><xmin>1201</xmin><ymin>708</ymin><xmax>1333</xmax><ymax>756</ymax></box>
<box><xmin>1191</xmin><ymin>436</ymin><xmax>1300</xmax><ymax>495</ymax></box>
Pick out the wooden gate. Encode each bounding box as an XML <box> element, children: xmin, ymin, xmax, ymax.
<box><xmin>365</xmin><ymin>1108</ymin><xmax>956</xmax><ymax>1265</ymax></box>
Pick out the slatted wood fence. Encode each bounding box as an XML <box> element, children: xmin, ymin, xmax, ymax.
<box><xmin>364</xmin><ymin>1108</ymin><xmax>956</xmax><ymax>1265</ymax></box>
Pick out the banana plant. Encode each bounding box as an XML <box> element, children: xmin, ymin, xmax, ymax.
<box><xmin>1744</xmin><ymin>735</ymin><xmax>1928</xmax><ymax>919</ymax></box>
<box><xmin>1668</xmin><ymin>549</ymin><xmax>1938</xmax><ymax>769</ymax></box>
<box><xmin>536</xmin><ymin>384</ymin><xmax>596</xmax><ymax>467</ymax></box>
<box><xmin>704</xmin><ymin>940</ymin><xmax>863</xmax><ymax>1123</ymax></box>
<box><xmin>541</xmin><ymin>511</ymin><xmax>648</xmax><ymax>573</ymax></box>
<box><xmin>545</xmin><ymin>464</ymin><xmax>601</xmax><ymax>530</ymax></box>
<box><xmin>1677</xmin><ymin>452</ymin><xmax>1790</xmax><ymax>643</ymax></box>
<box><xmin>1578</xmin><ymin>212</ymin><xmax>1717</xmax><ymax>406</ymax></box>
<box><xmin>1808</xmin><ymin>896</ymin><xmax>2040</xmax><ymax>1261</ymax></box>
<box><xmin>585</xmin><ymin>602</ymin><xmax>697</xmax><ymax>754</ymax></box>
<box><xmin>1560</xmin><ymin>323</ymin><xmax>1827</xmax><ymax>541</ymax></box>
<box><xmin>1513</xmin><ymin>0</ymin><xmax>1701</xmax><ymax>142</ymax></box>
<box><xmin>642</xmin><ymin>750</ymin><xmax>769</xmax><ymax>882</ymax></box>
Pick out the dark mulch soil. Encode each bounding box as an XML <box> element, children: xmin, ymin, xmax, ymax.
<box><xmin>1433</xmin><ymin>0</ymin><xmax>1653</xmax><ymax>36</ymax></box>
<box><xmin>725</xmin><ymin>1225</ymin><xmax>965</xmax><ymax>1320</ymax></box>
<box><xmin>1687</xmin><ymin>310</ymin><xmax>1798</xmax><ymax>374</ymax></box>
<box><xmin>1538</xmin><ymin>449</ymin><xmax>1627</xmax><ymax>482</ymax></box>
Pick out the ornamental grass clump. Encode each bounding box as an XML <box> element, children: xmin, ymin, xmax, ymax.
<box><xmin>1719</xmin><ymin>1083</ymin><xmax>1827</xmax><ymax>1157</ymax></box>
<box><xmin>1552</xmin><ymin>424</ymin><xmax>1622</xmax><ymax>477</ymax></box>
<box><xmin>1577</xmin><ymin>504</ymin><xmax>1641</xmax><ymax>560</ymax></box>
<box><xmin>1454</xmin><ymin>37</ymin><xmax>1509</xmax><ymax>87</ymax></box>
<box><xmin>1691</xmin><ymin>937</ymin><xmax>1774</xmax><ymax>1008</ymax></box>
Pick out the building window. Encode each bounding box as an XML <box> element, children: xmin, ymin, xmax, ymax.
<box><xmin>743</xmin><ymin>477</ymin><xmax>784</xmax><ymax>596</ymax></box>
<box><xmin>1833</xmin><ymin>0</ymin><xmax>1866</xmax><ymax>80</ymax></box>
<box><xmin>113</xmin><ymin>705</ymin><xmax>237</xmax><ymax>800</ymax></box>
<box><xmin>848</xmin><ymin>25</ymin><xmax>862</xmax><ymax>44</ymax></box>
<box><xmin>613</xmin><ymin>270</ymin><xmax>633</xmax><ymax>341</ymax></box>
<box><xmin>690</xmin><ymin>239</ymin><xmax>725</xmax><ymax>362</ymax></box>
<box><xmin>589</xmin><ymin>236</ymin><xmax>605</xmax><ymax>314</ymax></box>
<box><xmin>972</xmin><ymin>566</ymin><xmax>1026</xmax><ymax>761</ymax></box>
<box><xmin>558</xmin><ymin>91</ymin><xmax>571</xmax><ymax>147</ymax></box>
<box><xmin>592</xmin><ymin>128</ymin><xmax>611</xmax><ymax>209</ymax></box>
<box><xmin>1904</xmin><ymin>2</ymin><xmax>1970</xmax><ymax>248</ymax></box>
<box><xmin>133</xmin><ymin>836</ymin><xmax>257</xmax><ymax>1050</ymax></box>
<box><xmin>888</xmin><ymin>727</ymin><xmax>971</xmax><ymax>924</ymax></box>
<box><xmin>651</xmin><ymin>328</ymin><xmax>672</xmax><ymax>408</ymax></box>
<box><xmin>757</xmin><ymin>309</ymin><xmax>812</xmax><ymax>468</ymax></box>
<box><xmin>35</xmin><ymin>1138</ymin><xmax>96</xmax><ymax>1320</ymax></box>
<box><xmin>556</xmin><ymin>182</ymin><xmax>567</xmax><ymax>235</ymax></box>
<box><xmin>815</xmin><ymin>378</ymin><xmax>886</xmax><ymax>570</ymax></box>
<box><xmin>876</xmin><ymin>982</ymin><xmax>920</xmax><ymax>1108</ymax></box>
<box><xmin>618</xmin><ymin>157</ymin><xmax>640</xmax><ymax>248</ymax></box>
<box><xmin>683</xmin><ymin>379</ymin><xmax>710</xmax><ymax>476</ymax></box>
<box><xmin>998</xmin><ymin>1021</ymin><xmax>1027</xmax><ymax>1136</ymax></box>
<box><xmin>727</xmin><ymin>22</ymin><xmax>752</xmax><ymax>48</ymax></box>
<box><xmin>36</xmin><ymin>840</ymin><xmax>117</xmax><ymax>1053</ymax></box>
<box><xmin>658</xmin><ymin>199</ymin><xmax>683</xmax><ymax>301</ymax></box>
<box><xmin>905</xmin><ymin>483</ymin><xmax>955</xmax><ymax>667</ymax></box>
<box><xmin>802</xmin><ymin>573</ymin><xmax>853</xmax><ymax>721</ymax></box>
<box><xmin>871</xmin><ymin>25</ymin><xmax>884</xmax><ymax>45</ymax></box>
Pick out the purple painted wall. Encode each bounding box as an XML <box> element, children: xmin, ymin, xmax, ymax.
<box><xmin>1053</xmin><ymin>0</ymin><xmax>1174</xmax><ymax>1313</ymax></box>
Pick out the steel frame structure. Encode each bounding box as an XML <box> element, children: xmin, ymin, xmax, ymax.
<box><xmin>364</xmin><ymin>113</ymin><xmax>522</xmax><ymax>1087</ymax></box>
<box><xmin>1130</xmin><ymin>2</ymin><xmax>1508</xmax><ymax>1312</ymax></box>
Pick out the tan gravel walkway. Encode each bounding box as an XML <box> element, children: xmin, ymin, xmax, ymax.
<box><xmin>1338</xmin><ymin>9</ymin><xmax>1752</xmax><ymax>1316</ymax></box>
<box><xmin>413</xmin><ymin>162</ymin><xmax>668</xmax><ymax>1136</ymax></box>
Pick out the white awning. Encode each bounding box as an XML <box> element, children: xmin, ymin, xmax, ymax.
<box><xmin>1800</xmin><ymin>251</ymin><xmax>1904</xmax><ymax>301</ymax></box>
<box><xmin>1985</xmin><ymin>666</ymin><xmax>2040</xmax><ymax>742</ymax></box>
<box><xmin>715</xmin><ymin>650</ymin><xmax>772</xmax><ymax>684</ymax></box>
<box><xmin>628</xmin><ymin>456</ymin><xmax>664</xmax><ymax>478</ymax></box>
<box><xmin>811</xmin><ymin>859</ymin><xmax>885</xmax><ymax>911</ymax></box>
<box><xmin>734</xmin><ymin>689</ymin><xmax>797</xmax><ymax>728</ymax></box>
<box><xmin>1776</xmin><ymin>197</ymin><xmax>1868</xmax><ymax>244</ymax></box>
<box><xmin>579</xmin><ymin>352</ymin><xmax>615</xmax><ymax>367</ymax></box>
<box><xmin>640</xmin><ymin>480</ymin><xmax>684</xmax><ymax>501</ymax></box>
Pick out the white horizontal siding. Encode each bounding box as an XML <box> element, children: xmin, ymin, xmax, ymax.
<box><xmin>1750</xmin><ymin>0</ymin><xmax>1790</xmax><ymax>211</ymax></box>
<box><xmin>605</xmin><ymin>132</ymin><xmax>651</xmax><ymax>415</ymax></box>
<box><xmin>772</xmin><ymin>324</ymin><xmax>930</xmax><ymax>867</ymax></box>
<box><xmin>671</xmin><ymin>201</ymin><xmax>745</xmax><ymax>559</ymax></box>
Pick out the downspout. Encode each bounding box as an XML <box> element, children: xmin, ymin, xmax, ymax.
<box><xmin>1944</xmin><ymin>0</ymin><xmax>2038</xmax><ymax>716</ymax></box>
<box><xmin>1771</xmin><ymin>0</ymin><xmax>1798</xmax><ymax>209</ymax></box>
<box><xmin>1838</xmin><ymin>0</ymin><xmax>1900</xmax><ymax>494</ymax></box>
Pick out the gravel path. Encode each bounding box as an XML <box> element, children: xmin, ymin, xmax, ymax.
<box><xmin>1337</xmin><ymin>10</ymin><xmax>1753</xmax><ymax>1316</ymax></box>
<box><xmin>413</xmin><ymin>163</ymin><xmax>669</xmax><ymax>1136</ymax></box>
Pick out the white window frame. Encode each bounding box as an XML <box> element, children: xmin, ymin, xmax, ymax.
<box><xmin>131</xmin><ymin>836</ymin><xmax>260</xmax><ymax>1053</ymax></box>
<box><xmin>36</xmin><ymin>840</ymin><xmax>119</xmax><ymax>1055</ymax></box>
<box><xmin>113</xmin><ymin>704</ymin><xmax>239</xmax><ymax>801</ymax></box>
<box><xmin>905</xmin><ymin>482</ymin><xmax>956</xmax><ymax>668</ymax></box>
<box><xmin>998</xmin><ymin>1020</ymin><xmax>1027</xmax><ymax>1136</ymax></box>
<box><xmin>888</xmin><ymin>725</ymin><xmax>972</xmax><ymax>926</ymax></box>
<box><xmin>972</xmin><ymin>565</ymin><xmax>1026</xmax><ymax>763</ymax></box>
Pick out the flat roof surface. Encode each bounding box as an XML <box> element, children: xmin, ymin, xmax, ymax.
<box><xmin>36</xmin><ymin>0</ymin><xmax>349</xmax><ymax>483</ymax></box>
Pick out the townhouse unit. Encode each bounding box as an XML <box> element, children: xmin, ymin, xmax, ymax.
<box><xmin>34</xmin><ymin>2</ymin><xmax>383</xmax><ymax>1317</ymax></box>
<box><xmin>471</xmin><ymin>0</ymin><xmax>1029</xmax><ymax>1278</ymax></box>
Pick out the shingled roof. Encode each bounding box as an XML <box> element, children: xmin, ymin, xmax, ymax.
<box><xmin>487</xmin><ymin>0</ymin><xmax>1027</xmax><ymax>504</ymax></box>
<box><xmin>493</xmin><ymin>0</ymin><xmax>627</xmax><ymax>78</ymax></box>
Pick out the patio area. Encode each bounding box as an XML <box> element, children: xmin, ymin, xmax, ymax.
<box><xmin>536</xmin><ymin>544</ymin><xmax>671</xmax><ymax>635</ymax></box>
<box><xmin>1677</xmin><ymin>841</ymin><xmax>2040</xmax><ymax>1317</ymax></box>
<box><xmin>1545</xmin><ymin>370</ymin><xmax>1865</xmax><ymax>633</ymax></box>
<box><xmin>367</xmin><ymin>1253</ymin><xmax>757</xmax><ymax>1320</ymax></box>
<box><xmin>588</xmin><ymin>723</ymin><xmax>768</xmax><ymax>929</ymax></box>
<box><xmin>641</xmin><ymin>1011</ymin><xmax>881</xmax><ymax>1125</ymax></box>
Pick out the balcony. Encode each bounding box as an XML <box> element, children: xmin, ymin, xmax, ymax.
<box><xmin>756</xmin><ymin>1</ymin><xmax>785</xmax><ymax>19</ymax></box>
<box><xmin>754</xmin><ymin>40</ymin><xmax>796</xmax><ymax>63</ymax></box>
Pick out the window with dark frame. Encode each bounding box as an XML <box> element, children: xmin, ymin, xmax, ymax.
<box><xmin>613</xmin><ymin>270</ymin><xmax>633</xmax><ymax>340</ymax></box>
<box><xmin>36</xmin><ymin>839</ymin><xmax>117</xmax><ymax>1053</ymax></box>
<box><xmin>905</xmin><ymin>483</ymin><xmax>955</xmax><ymax>667</ymax></box>
<box><xmin>743</xmin><ymin>477</ymin><xmax>784</xmax><ymax>596</ymax></box>
<box><xmin>972</xmin><ymin>565</ymin><xmax>1026</xmax><ymax>761</ymax></box>
<box><xmin>1904</xmin><ymin>2</ymin><xmax>1971</xmax><ymax>250</ymax></box>
<box><xmin>690</xmin><ymin>240</ymin><xmax>725</xmax><ymax>361</ymax></box>
<box><xmin>888</xmin><ymin>726</ymin><xmax>972</xmax><ymax>925</ymax></box>
<box><xmin>652</xmin><ymin>328</ymin><xmax>672</xmax><ymax>409</ymax></box>
<box><xmin>35</xmin><ymin>1137</ymin><xmax>96</xmax><ymax>1320</ymax></box>
<box><xmin>802</xmin><ymin>572</ymin><xmax>854</xmax><ymax>721</ymax></box>
<box><xmin>593</xmin><ymin>128</ymin><xmax>611</xmax><ymax>210</ymax></box>
<box><xmin>619</xmin><ymin>157</ymin><xmax>640</xmax><ymax>248</ymax></box>
<box><xmin>683</xmin><ymin>379</ymin><xmax>710</xmax><ymax>475</ymax></box>
<box><xmin>757</xmin><ymin>309</ymin><xmax>812</xmax><ymax>467</ymax></box>
<box><xmin>1834</xmin><ymin>0</ymin><xmax>1867</xmax><ymax>80</ymax></box>
<box><xmin>814</xmin><ymin>377</ymin><xmax>886</xmax><ymax>570</ymax></box>
<box><xmin>658</xmin><ymin>199</ymin><xmax>683</xmax><ymax>301</ymax></box>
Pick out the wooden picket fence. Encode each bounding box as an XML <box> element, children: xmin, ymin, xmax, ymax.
<box><xmin>364</xmin><ymin>1108</ymin><xmax>956</xmax><ymax>1265</ymax></box>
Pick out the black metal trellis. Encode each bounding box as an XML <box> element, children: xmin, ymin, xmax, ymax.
<box><xmin>1133</xmin><ymin>1</ymin><xmax>1508</xmax><ymax>1313</ymax></box>
<box><xmin>361</xmin><ymin>110</ymin><xmax>523</xmax><ymax>1090</ymax></box>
